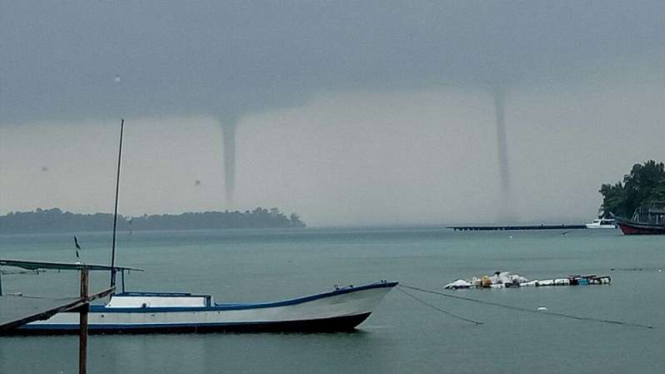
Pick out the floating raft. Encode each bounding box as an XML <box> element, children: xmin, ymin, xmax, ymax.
<box><xmin>444</xmin><ymin>272</ymin><xmax>611</xmax><ymax>290</ymax></box>
<box><xmin>449</xmin><ymin>224</ymin><xmax>587</xmax><ymax>231</ymax></box>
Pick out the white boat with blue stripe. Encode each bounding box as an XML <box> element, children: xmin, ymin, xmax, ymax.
<box><xmin>19</xmin><ymin>280</ymin><xmax>397</xmax><ymax>334</ymax></box>
<box><xmin>13</xmin><ymin>121</ymin><xmax>397</xmax><ymax>334</ymax></box>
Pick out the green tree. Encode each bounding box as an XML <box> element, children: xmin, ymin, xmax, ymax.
<box><xmin>599</xmin><ymin>160</ymin><xmax>665</xmax><ymax>218</ymax></box>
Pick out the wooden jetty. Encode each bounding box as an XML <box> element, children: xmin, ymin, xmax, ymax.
<box><xmin>1</xmin><ymin>294</ymin><xmax>88</xmax><ymax>331</ymax></box>
<box><xmin>449</xmin><ymin>224</ymin><xmax>587</xmax><ymax>231</ymax></box>
<box><xmin>0</xmin><ymin>259</ymin><xmax>139</xmax><ymax>374</ymax></box>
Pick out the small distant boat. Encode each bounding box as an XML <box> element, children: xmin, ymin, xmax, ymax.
<box><xmin>585</xmin><ymin>218</ymin><xmax>617</xmax><ymax>229</ymax></box>
<box><xmin>614</xmin><ymin>201</ymin><xmax>665</xmax><ymax>235</ymax></box>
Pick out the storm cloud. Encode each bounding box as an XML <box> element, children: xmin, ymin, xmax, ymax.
<box><xmin>1</xmin><ymin>1</ymin><xmax>664</xmax><ymax>225</ymax></box>
<box><xmin>3</xmin><ymin>1</ymin><xmax>663</xmax><ymax>123</ymax></box>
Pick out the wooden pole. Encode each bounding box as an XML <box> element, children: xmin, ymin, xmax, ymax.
<box><xmin>110</xmin><ymin>119</ymin><xmax>124</xmax><ymax>290</ymax></box>
<box><xmin>79</xmin><ymin>269</ymin><xmax>89</xmax><ymax>374</ymax></box>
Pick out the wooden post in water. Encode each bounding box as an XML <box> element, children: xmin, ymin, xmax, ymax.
<box><xmin>79</xmin><ymin>268</ymin><xmax>89</xmax><ymax>374</ymax></box>
<box><xmin>110</xmin><ymin>119</ymin><xmax>124</xmax><ymax>290</ymax></box>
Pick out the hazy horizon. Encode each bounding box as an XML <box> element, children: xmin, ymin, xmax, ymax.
<box><xmin>1</xmin><ymin>1</ymin><xmax>663</xmax><ymax>226</ymax></box>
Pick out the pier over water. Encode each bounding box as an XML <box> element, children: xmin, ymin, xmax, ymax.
<box><xmin>449</xmin><ymin>224</ymin><xmax>587</xmax><ymax>231</ymax></box>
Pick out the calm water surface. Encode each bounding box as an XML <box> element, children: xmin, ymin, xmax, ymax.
<box><xmin>1</xmin><ymin>228</ymin><xmax>663</xmax><ymax>373</ymax></box>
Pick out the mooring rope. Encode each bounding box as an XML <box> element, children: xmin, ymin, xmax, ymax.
<box><xmin>0</xmin><ymin>293</ymin><xmax>76</xmax><ymax>301</ymax></box>
<box><xmin>399</xmin><ymin>284</ymin><xmax>654</xmax><ymax>330</ymax></box>
<box><xmin>396</xmin><ymin>286</ymin><xmax>483</xmax><ymax>325</ymax></box>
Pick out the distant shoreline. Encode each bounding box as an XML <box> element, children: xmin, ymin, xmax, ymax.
<box><xmin>0</xmin><ymin>207</ymin><xmax>305</xmax><ymax>234</ymax></box>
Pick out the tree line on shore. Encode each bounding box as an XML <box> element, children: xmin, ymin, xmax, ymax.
<box><xmin>599</xmin><ymin>160</ymin><xmax>665</xmax><ymax>218</ymax></box>
<box><xmin>0</xmin><ymin>207</ymin><xmax>305</xmax><ymax>234</ymax></box>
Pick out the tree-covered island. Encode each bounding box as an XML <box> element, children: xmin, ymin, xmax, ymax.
<box><xmin>598</xmin><ymin>160</ymin><xmax>665</xmax><ymax>218</ymax></box>
<box><xmin>0</xmin><ymin>207</ymin><xmax>305</xmax><ymax>234</ymax></box>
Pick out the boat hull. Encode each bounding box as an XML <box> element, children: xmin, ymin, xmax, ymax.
<box><xmin>13</xmin><ymin>281</ymin><xmax>397</xmax><ymax>334</ymax></box>
<box><xmin>585</xmin><ymin>224</ymin><xmax>616</xmax><ymax>229</ymax></box>
<box><xmin>617</xmin><ymin>221</ymin><xmax>665</xmax><ymax>235</ymax></box>
<box><xmin>13</xmin><ymin>312</ymin><xmax>372</xmax><ymax>335</ymax></box>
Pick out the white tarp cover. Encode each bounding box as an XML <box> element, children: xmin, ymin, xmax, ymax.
<box><xmin>444</xmin><ymin>272</ymin><xmax>611</xmax><ymax>289</ymax></box>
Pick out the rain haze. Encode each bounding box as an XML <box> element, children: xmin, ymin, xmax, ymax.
<box><xmin>1</xmin><ymin>0</ymin><xmax>664</xmax><ymax>226</ymax></box>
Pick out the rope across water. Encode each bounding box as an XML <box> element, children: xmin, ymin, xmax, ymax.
<box><xmin>398</xmin><ymin>284</ymin><xmax>654</xmax><ymax>330</ymax></box>
<box><xmin>396</xmin><ymin>286</ymin><xmax>483</xmax><ymax>325</ymax></box>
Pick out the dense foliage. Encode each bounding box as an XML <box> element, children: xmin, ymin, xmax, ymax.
<box><xmin>599</xmin><ymin>160</ymin><xmax>665</xmax><ymax>218</ymax></box>
<box><xmin>0</xmin><ymin>207</ymin><xmax>305</xmax><ymax>234</ymax></box>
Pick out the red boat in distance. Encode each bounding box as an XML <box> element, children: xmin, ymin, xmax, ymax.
<box><xmin>614</xmin><ymin>201</ymin><xmax>665</xmax><ymax>235</ymax></box>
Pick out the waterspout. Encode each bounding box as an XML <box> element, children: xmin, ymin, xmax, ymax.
<box><xmin>218</xmin><ymin>115</ymin><xmax>238</xmax><ymax>209</ymax></box>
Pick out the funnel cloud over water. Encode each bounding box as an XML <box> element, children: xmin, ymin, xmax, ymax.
<box><xmin>492</xmin><ymin>86</ymin><xmax>513</xmax><ymax>220</ymax></box>
<box><xmin>492</xmin><ymin>87</ymin><xmax>510</xmax><ymax>195</ymax></box>
<box><xmin>219</xmin><ymin>115</ymin><xmax>238</xmax><ymax>209</ymax></box>
<box><xmin>1</xmin><ymin>1</ymin><xmax>664</xmax><ymax>225</ymax></box>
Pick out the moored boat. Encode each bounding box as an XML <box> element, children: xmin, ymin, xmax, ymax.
<box><xmin>15</xmin><ymin>280</ymin><xmax>397</xmax><ymax>334</ymax></box>
<box><xmin>585</xmin><ymin>218</ymin><xmax>617</xmax><ymax>229</ymax></box>
<box><xmin>614</xmin><ymin>201</ymin><xmax>665</xmax><ymax>235</ymax></box>
<box><xmin>4</xmin><ymin>120</ymin><xmax>398</xmax><ymax>335</ymax></box>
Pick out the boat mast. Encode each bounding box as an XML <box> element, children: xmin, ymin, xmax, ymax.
<box><xmin>110</xmin><ymin>119</ymin><xmax>125</xmax><ymax>290</ymax></box>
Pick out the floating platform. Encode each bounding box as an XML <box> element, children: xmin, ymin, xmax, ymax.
<box><xmin>449</xmin><ymin>224</ymin><xmax>587</xmax><ymax>231</ymax></box>
<box><xmin>444</xmin><ymin>272</ymin><xmax>611</xmax><ymax>290</ymax></box>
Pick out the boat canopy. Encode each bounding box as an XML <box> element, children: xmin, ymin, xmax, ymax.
<box><xmin>0</xmin><ymin>259</ymin><xmax>142</xmax><ymax>295</ymax></box>
<box><xmin>0</xmin><ymin>259</ymin><xmax>142</xmax><ymax>272</ymax></box>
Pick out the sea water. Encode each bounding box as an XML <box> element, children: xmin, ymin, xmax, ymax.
<box><xmin>0</xmin><ymin>228</ymin><xmax>663</xmax><ymax>374</ymax></box>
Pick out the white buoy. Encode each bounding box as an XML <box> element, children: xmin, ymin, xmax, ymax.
<box><xmin>537</xmin><ymin>306</ymin><xmax>548</xmax><ymax>312</ymax></box>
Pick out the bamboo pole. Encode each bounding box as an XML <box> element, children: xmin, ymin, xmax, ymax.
<box><xmin>110</xmin><ymin>119</ymin><xmax>124</xmax><ymax>290</ymax></box>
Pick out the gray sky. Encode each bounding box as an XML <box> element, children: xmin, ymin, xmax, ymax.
<box><xmin>1</xmin><ymin>1</ymin><xmax>664</xmax><ymax>226</ymax></box>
